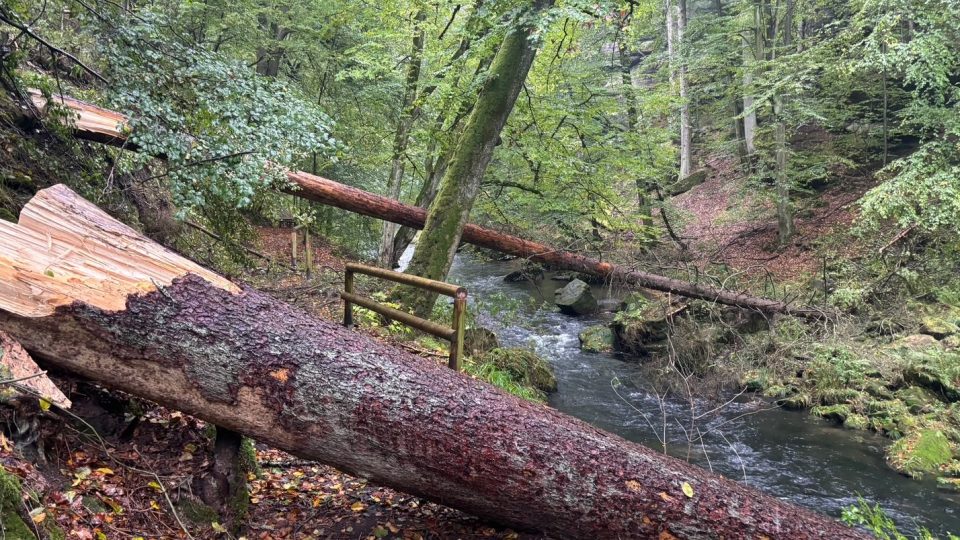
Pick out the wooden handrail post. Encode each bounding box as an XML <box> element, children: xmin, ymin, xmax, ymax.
<box><xmin>450</xmin><ymin>290</ymin><xmax>467</xmax><ymax>371</ymax></box>
<box><xmin>343</xmin><ymin>268</ymin><xmax>354</xmax><ymax>327</ymax></box>
<box><xmin>340</xmin><ymin>263</ymin><xmax>467</xmax><ymax>371</ymax></box>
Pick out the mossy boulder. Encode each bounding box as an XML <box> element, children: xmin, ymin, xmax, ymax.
<box><xmin>844</xmin><ymin>414</ymin><xmax>870</xmax><ymax>430</ymax></box>
<box><xmin>578</xmin><ymin>325</ymin><xmax>614</xmax><ymax>353</ymax></box>
<box><xmin>554</xmin><ymin>279</ymin><xmax>597</xmax><ymax>316</ymax></box>
<box><xmin>778</xmin><ymin>393</ymin><xmax>812</xmax><ymax>410</ymax></box>
<box><xmin>903</xmin><ymin>352</ymin><xmax>960</xmax><ymax>402</ymax></box>
<box><xmin>611</xmin><ymin>300</ymin><xmax>678</xmax><ymax>357</ymax></box>
<box><xmin>667</xmin><ymin>169</ymin><xmax>709</xmax><ymax>196</ymax></box>
<box><xmin>479</xmin><ymin>348</ymin><xmax>557</xmax><ymax>394</ymax></box>
<box><xmin>740</xmin><ymin>369</ymin><xmax>771</xmax><ymax>392</ymax></box>
<box><xmin>463</xmin><ymin>327</ymin><xmax>500</xmax><ymax>357</ymax></box>
<box><xmin>896</xmin><ymin>386</ymin><xmax>943</xmax><ymax>414</ymax></box>
<box><xmin>503</xmin><ymin>262</ymin><xmax>544</xmax><ymax>283</ymax></box>
<box><xmin>812</xmin><ymin>404</ymin><xmax>852</xmax><ymax>423</ymax></box>
<box><xmin>920</xmin><ymin>316</ymin><xmax>959</xmax><ymax>340</ymax></box>
<box><xmin>887</xmin><ymin>429</ymin><xmax>953</xmax><ymax>478</ymax></box>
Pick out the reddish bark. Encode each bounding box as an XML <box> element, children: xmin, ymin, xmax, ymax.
<box><xmin>289</xmin><ymin>172</ymin><xmax>826</xmax><ymax>318</ymax></box>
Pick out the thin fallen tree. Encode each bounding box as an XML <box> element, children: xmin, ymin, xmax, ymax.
<box><xmin>26</xmin><ymin>91</ymin><xmax>828</xmax><ymax>318</ymax></box>
<box><xmin>0</xmin><ymin>185</ymin><xmax>866</xmax><ymax>539</ymax></box>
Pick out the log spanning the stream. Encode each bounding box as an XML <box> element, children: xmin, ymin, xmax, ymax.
<box><xmin>27</xmin><ymin>91</ymin><xmax>827</xmax><ymax>319</ymax></box>
<box><xmin>0</xmin><ymin>185</ymin><xmax>865</xmax><ymax>538</ymax></box>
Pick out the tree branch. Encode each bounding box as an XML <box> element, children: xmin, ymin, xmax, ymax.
<box><xmin>0</xmin><ymin>10</ymin><xmax>108</xmax><ymax>84</ymax></box>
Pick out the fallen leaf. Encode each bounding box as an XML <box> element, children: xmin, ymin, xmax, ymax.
<box><xmin>681</xmin><ymin>481</ymin><xmax>694</xmax><ymax>498</ymax></box>
<box><xmin>29</xmin><ymin>507</ymin><xmax>46</xmax><ymax>523</ymax></box>
<box><xmin>350</xmin><ymin>501</ymin><xmax>366</xmax><ymax>512</ymax></box>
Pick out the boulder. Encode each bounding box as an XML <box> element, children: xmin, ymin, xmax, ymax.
<box><xmin>463</xmin><ymin>327</ymin><xmax>500</xmax><ymax>357</ymax></box>
<box><xmin>891</xmin><ymin>334</ymin><xmax>940</xmax><ymax>351</ymax></box>
<box><xmin>903</xmin><ymin>353</ymin><xmax>960</xmax><ymax>402</ymax></box>
<box><xmin>920</xmin><ymin>315</ymin><xmax>960</xmax><ymax>340</ymax></box>
<box><xmin>667</xmin><ymin>169</ymin><xmax>709</xmax><ymax>196</ymax></box>
<box><xmin>579</xmin><ymin>325</ymin><xmax>614</xmax><ymax>353</ymax></box>
<box><xmin>554</xmin><ymin>279</ymin><xmax>597</xmax><ymax>316</ymax></box>
<box><xmin>887</xmin><ymin>429</ymin><xmax>953</xmax><ymax>479</ymax></box>
<box><xmin>611</xmin><ymin>300</ymin><xmax>684</xmax><ymax>357</ymax></box>
<box><xmin>479</xmin><ymin>348</ymin><xmax>557</xmax><ymax>394</ymax></box>
<box><xmin>504</xmin><ymin>262</ymin><xmax>544</xmax><ymax>283</ymax></box>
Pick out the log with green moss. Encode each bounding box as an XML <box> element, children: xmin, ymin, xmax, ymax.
<box><xmin>0</xmin><ymin>185</ymin><xmax>868</xmax><ymax>538</ymax></box>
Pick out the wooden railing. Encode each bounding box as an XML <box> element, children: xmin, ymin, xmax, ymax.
<box><xmin>342</xmin><ymin>263</ymin><xmax>467</xmax><ymax>371</ymax></box>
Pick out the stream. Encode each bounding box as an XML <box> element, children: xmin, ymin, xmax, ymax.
<box><xmin>403</xmin><ymin>250</ymin><xmax>958</xmax><ymax>535</ymax></box>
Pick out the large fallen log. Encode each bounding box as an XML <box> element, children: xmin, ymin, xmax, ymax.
<box><xmin>0</xmin><ymin>185</ymin><xmax>865</xmax><ymax>538</ymax></box>
<box><xmin>26</xmin><ymin>91</ymin><xmax>826</xmax><ymax>319</ymax></box>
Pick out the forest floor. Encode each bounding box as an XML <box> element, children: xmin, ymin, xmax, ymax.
<box><xmin>671</xmin><ymin>154</ymin><xmax>877</xmax><ymax>280</ymax></box>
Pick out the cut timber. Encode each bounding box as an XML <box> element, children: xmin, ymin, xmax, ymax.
<box><xmin>28</xmin><ymin>90</ymin><xmax>128</xmax><ymax>146</ymax></box>
<box><xmin>0</xmin><ymin>185</ymin><xmax>867</xmax><ymax>538</ymax></box>
<box><xmin>29</xmin><ymin>91</ymin><xmax>827</xmax><ymax>318</ymax></box>
<box><xmin>0</xmin><ymin>330</ymin><xmax>70</xmax><ymax>408</ymax></box>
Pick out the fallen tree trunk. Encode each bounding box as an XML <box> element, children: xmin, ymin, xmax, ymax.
<box><xmin>0</xmin><ymin>185</ymin><xmax>865</xmax><ymax>538</ymax></box>
<box><xmin>28</xmin><ymin>91</ymin><xmax>827</xmax><ymax>317</ymax></box>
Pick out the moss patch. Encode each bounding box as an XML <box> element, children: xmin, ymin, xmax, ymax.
<box><xmin>478</xmin><ymin>348</ymin><xmax>557</xmax><ymax>394</ymax></box>
<box><xmin>578</xmin><ymin>325</ymin><xmax>614</xmax><ymax>353</ymax></box>
<box><xmin>887</xmin><ymin>429</ymin><xmax>953</xmax><ymax>478</ymax></box>
<box><xmin>0</xmin><ymin>467</ymin><xmax>34</xmax><ymax>539</ymax></box>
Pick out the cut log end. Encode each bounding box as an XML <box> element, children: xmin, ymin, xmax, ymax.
<box><xmin>0</xmin><ymin>330</ymin><xmax>71</xmax><ymax>408</ymax></box>
<box><xmin>0</xmin><ymin>183</ymin><xmax>237</xmax><ymax>318</ymax></box>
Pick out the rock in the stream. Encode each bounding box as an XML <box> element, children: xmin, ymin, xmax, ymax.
<box><xmin>579</xmin><ymin>325</ymin><xmax>614</xmax><ymax>353</ymax></box>
<box><xmin>554</xmin><ymin>279</ymin><xmax>597</xmax><ymax>315</ymax></box>
<box><xmin>463</xmin><ymin>327</ymin><xmax>500</xmax><ymax>357</ymax></box>
<box><xmin>503</xmin><ymin>262</ymin><xmax>544</xmax><ymax>283</ymax></box>
<box><xmin>479</xmin><ymin>348</ymin><xmax>558</xmax><ymax>394</ymax></box>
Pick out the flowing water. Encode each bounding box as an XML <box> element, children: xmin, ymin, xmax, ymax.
<box><xmin>402</xmin><ymin>249</ymin><xmax>958</xmax><ymax>535</ymax></box>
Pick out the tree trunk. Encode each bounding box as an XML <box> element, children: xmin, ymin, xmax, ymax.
<box><xmin>617</xmin><ymin>22</ymin><xmax>652</xmax><ymax>224</ymax></box>
<box><xmin>742</xmin><ymin>6</ymin><xmax>760</xmax><ymax>158</ymax></box>
<box><xmin>0</xmin><ymin>185</ymin><xmax>868</xmax><ymax>539</ymax></box>
<box><xmin>26</xmin><ymin>91</ymin><xmax>828</xmax><ymax>317</ymax></box>
<box><xmin>378</xmin><ymin>10</ymin><xmax>427</xmax><ymax>268</ymax></box>
<box><xmin>399</xmin><ymin>0</ymin><xmax>553</xmax><ymax>316</ymax></box>
<box><xmin>677</xmin><ymin>0</ymin><xmax>693</xmax><ymax>180</ymax></box>
<box><xmin>773</xmin><ymin>0</ymin><xmax>795</xmax><ymax>246</ymax></box>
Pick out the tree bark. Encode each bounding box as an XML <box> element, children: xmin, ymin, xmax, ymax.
<box><xmin>399</xmin><ymin>0</ymin><xmax>554</xmax><ymax>316</ymax></box>
<box><xmin>677</xmin><ymin>0</ymin><xmax>693</xmax><ymax>180</ymax></box>
<box><xmin>0</xmin><ymin>185</ymin><xmax>867</xmax><ymax>539</ymax></box>
<box><xmin>378</xmin><ymin>10</ymin><xmax>427</xmax><ymax>268</ymax></box>
<box><xmin>773</xmin><ymin>0</ymin><xmax>795</xmax><ymax>246</ymax></box>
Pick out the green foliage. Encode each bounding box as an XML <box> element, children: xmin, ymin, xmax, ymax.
<box><xmin>463</xmin><ymin>360</ymin><xmax>547</xmax><ymax>403</ymax></box>
<box><xmin>100</xmin><ymin>10</ymin><xmax>338</xmax><ymax>214</ymax></box>
<box><xmin>842</xmin><ymin>497</ymin><xmax>958</xmax><ymax>539</ymax></box>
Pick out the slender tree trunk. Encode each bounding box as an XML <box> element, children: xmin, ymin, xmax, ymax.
<box><xmin>677</xmin><ymin>0</ymin><xmax>693</xmax><ymax>180</ymax></box>
<box><xmin>742</xmin><ymin>5</ymin><xmax>761</xmax><ymax>159</ymax></box>
<box><xmin>773</xmin><ymin>0</ymin><xmax>795</xmax><ymax>246</ymax></box>
<box><xmin>618</xmin><ymin>19</ymin><xmax>652</xmax><ymax>224</ymax></box>
<box><xmin>378</xmin><ymin>10</ymin><xmax>427</xmax><ymax>268</ymax></box>
<box><xmin>399</xmin><ymin>0</ymin><xmax>553</xmax><ymax>316</ymax></box>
